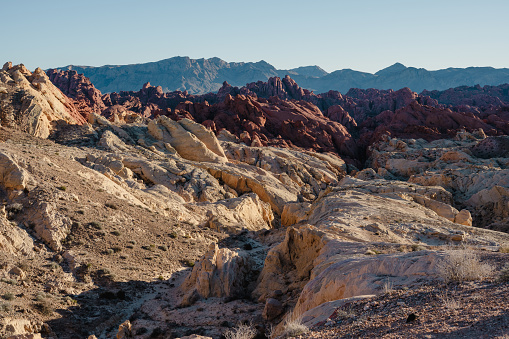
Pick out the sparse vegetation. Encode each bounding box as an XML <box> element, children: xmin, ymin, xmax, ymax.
<box><xmin>36</xmin><ymin>292</ymin><xmax>46</xmax><ymax>301</ymax></box>
<box><xmin>382</xmin><ymin>278</ymin><xmax>393</xmax><ymax>294</ymax></box>
<box><xmin>498</xmin><ymin>263</ymin><xmax>509</xmax><ymax>282</ymax></box>
<box><xmin>112</xmin><ymin>246</ymin><xmax>122</xmax><ymax>253</ymax></box>
<box><xmin>281</xmin><ymin>310</ymin><xmax>309</xmax><ymax>337</ymax></box>
<box><xmin>0</xmin><ymin>303</ymin><xmax>11</xmax><ymax>312</ymax></box>
<box><xmin>224</xmin><ymin>322</ymin><xmax>257</xmax><ymax>339</ymax></box>
<box><xmin>185</xmin><ymin>259</ymin><xmax>195</xmax><ymax>267</ymax></box>
<box><xmin>37</xmin><ymin>300</ymin><xmax>54</xmax><ymax>315</ymax></box>
<box><xmin>439</xmin><ymin>290</ymin><xmax>461</xmax><ymax>310</ymax></box>
<box><xmin>90</xmin><ymin>221</ymin><xmax>102</xmax><ymax>230</ymax></box>
<box><xmin>2</xmin><ymin>293</ymin><xmax>15</xmax><ymax>301</ymax></box>
<box><xmin>57</xmin><ymin>185</ymin><xmax>67</xmax><ymax>191</ymax></box>
<box><xmin>437</xmin><ymin>249</ymin><xmax>494</xmax><ymax>283</ymax></box>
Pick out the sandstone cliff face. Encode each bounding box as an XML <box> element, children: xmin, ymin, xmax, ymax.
<box><xmin>0</xmin><ymin>63</ymin><xmax>86</xmax><ymax>138</ymax></box>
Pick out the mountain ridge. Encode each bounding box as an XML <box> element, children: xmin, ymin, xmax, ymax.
<box><xmin>54</xmin><ymin>56</ymin><xmax>509</xmax><ymax>96</ymax></box>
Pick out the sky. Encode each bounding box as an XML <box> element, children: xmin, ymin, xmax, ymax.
<box><xmin>2</xmin><ymin>0</ymin><xmax>508</xmax><ymax>73</ymax></box>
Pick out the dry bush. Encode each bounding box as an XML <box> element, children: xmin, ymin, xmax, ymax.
<box><xmin>437</xmin><ymin>249</ymin><xmax>494</xmax><ymax>283</ymax></box>
<box><xmin>439</xmin><ymin>290</ymin><xmax>461</xmax><ymax>310</ymax></box>
<box><xmin>281</xmin><ymin>310</ymin><xmax>309</xmax><ymax>338</ymax></box>
<box><xmin>224</xmin><ymin>322</ymin><xmax>257</xmax><ymax>339</ymax></box>
<box><xmin>498</xmin><ymin>263</ymin><xmax>509</xmax><ymax>282</ymax></box>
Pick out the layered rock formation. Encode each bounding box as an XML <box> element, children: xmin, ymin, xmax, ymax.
<box><xmin>0</xmin><ymin>63</ymin><xmax>86</xmax><ymax>138</ymax></box>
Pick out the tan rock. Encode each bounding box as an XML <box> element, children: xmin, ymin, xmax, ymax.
<box><xmin>178</xmin><ymin>118</ymin><xmax>226</xmax><ymax>159</ymax></box>
<box><xmin>0</xmin><ymin>216</ymin><xmax>34</xmax><ymax>256</ymax></box>
<box><xmin>454</xmin><ymin>209</ymin><xmax>473</xmax><ymax>226</ymax></box>
<box><xmin>115</xmin><ymin>320</ymin><xmax>132</xmax><ymax>339</ymax></box>
<box><xmin>181</xmin><ymin>243</ymin><xmax>254</xmax><ymax>302</ymax></box>
<box><xmin>0</xmin><ymin>65</ymin><xmax>86</xmax><ymax>138</ymax></box>
<box><xmin>293</xmin><ymin>251</ymin><xmax>442</xmax><ymax>315</ymax></box>
<box><xmin>24</xmin><ymin>201</ymin><xmax>72</xmax><ymax>251</ymax></box>
<box><xmin>281</xmin><ymin>202</ymin><xmax>312</xmax><ymax>226</ymax></box>
<box><xmin>151</xmin><ymin>116</ymin><xmax>228</xmax><ymax>163</ymax></box>
<box><xmin>0</xmin><ymin>151</ymin><xmax>31</xmax><ymax>191</ymax></box>
<box><xmin>254</xmin><ymin>226</ymin><xmax>329</xmax><ymax>302</ymax></box>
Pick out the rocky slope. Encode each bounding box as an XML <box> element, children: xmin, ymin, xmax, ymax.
<box><xmin>1</xmin><ymin>64</ymin><xmax>509</xmax><ymax>339</ymax></box>
<box><xmin>55</xmin><ymin>57</ymin><xmax>509</xmax><ymax>95</ymax></box>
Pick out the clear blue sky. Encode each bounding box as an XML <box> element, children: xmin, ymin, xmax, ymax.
<box><xmin>3</xmin><ymin>0</ymin><xmax>508</xmax><ymax>73</ymax></box>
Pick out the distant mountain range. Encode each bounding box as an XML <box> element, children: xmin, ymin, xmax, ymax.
<box><xmin>55</xmin><ymin>57</ymin><xmax>509</xmax><ymax>95</ymax></box>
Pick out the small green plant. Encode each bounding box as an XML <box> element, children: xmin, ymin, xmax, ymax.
<box><xmin>158</xmin><ymin>275</ymin><xmax>164</xmax><ymax>281</ymax></box>
<box><xmin>185</xmin><ymin>259</ymin><xmax>195</xmax><ymax>268</ymax></box>
<box><xmin>2</xmin><ymin>293</ymin><xmax>15</xmax><ymax>301</ymax></box>
<box><xmin>57</xmin><ymin>186</ymin><xmax>66</xmax><ymax>191</ymax></box>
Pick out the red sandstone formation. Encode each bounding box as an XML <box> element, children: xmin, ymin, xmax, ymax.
<box><xmin>47</xmin><ymin>69</ymin><xmax>509</xmax><ymax>164</ymax></box>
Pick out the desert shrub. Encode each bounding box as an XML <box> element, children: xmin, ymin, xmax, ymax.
<box><xmin>437</xmin><ymin>249</ymin><xmax>494</xmax><ymax>283</ymax></box>
<box><xmin>439</xmin><ymin>290</ymin><xmax>461</xmax><ymax>310</ymax></box>
<box><xmin>36</xmin><ymin>292</ymin><xmax>46</xmax><ymax>301</ymax></box>
<box><xmin>37</xmin><ymin>300</ymin><xmax>53</xmax><ymax>315</ymax></box>
<box><xmin>498</xmin><ymin>263</ymin><xmax>509</xmax><ymax>282</ymax></box>
<box><xmin>223</xmin><ymin>322</ymin><xmax>257</xmax><ymax>339</ymax></box>
<box><xmin>0</xmin><ymin>303</ymin><xmax>11</xmax><ymax>312</ymax></box>
<box><xmin>2</xmin><ymin>293</ymin><xmax>15</xmax><ymax>301</ymax></box>
<box><xmin>57</xmin><ymin>186</ymin><xmax>66</xmax><ymax>191</ymax></box>
<box><xmin>281</xmin><ymin>310</ymin><xmax>309</xmax><ymax>337</ymax></box>
<box><xmin>184</xmin><ymin>259</ymin><xmax>195</xmax><ymax>268</ymax></box>
<box><xmin>382</xmin><ymin>278</ymin><xmax>393</xmax><ymax>294</ymax></box>
<box><xmin>90</xmin><ymin>221</ymin><xmax>102</xmax><ymax>230</ymax></box>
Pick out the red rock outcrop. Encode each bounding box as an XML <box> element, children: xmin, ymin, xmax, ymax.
<box><xmin>360</xmin><ymin>101</ymin><xmax>497</xmax><ymax>146</ymax></box>
<box><xmin>46</xmin><ymin>69</ymin><xmax>509</xmax><ymax>164</ymax></box>
<box><xmin>46</xmin><ymin>69</ymin><xmax>106</xmax><ymax>120</ymax></box>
